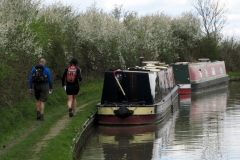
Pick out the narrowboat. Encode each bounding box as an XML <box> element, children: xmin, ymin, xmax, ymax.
<box><xmin>172</xmin><ymin>58</ymin><xmax>229</xmax><ymax>94</ymax></box>
<box><xmin>97</xmin><ymin>60</ymin><xmax>179</xmax><ymax>125</ymax></box>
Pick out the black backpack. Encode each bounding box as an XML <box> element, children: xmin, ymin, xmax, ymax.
<box><xmin>32</xmin><ymin>65</ymin><xmax>48</xmax><ymax>83</ymax></box>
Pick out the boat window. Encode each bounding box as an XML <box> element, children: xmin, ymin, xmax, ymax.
<box><xmin>220</xmin><ymin>66</ymin><xmax>223</xmax><ymax>74</ymax></box>
<box><xmin>199</xmin><ymin>70</ymin><xmax>202</xmax><ymax>79</ymax></box>
<box><xmin>205</xmin><ymin>67</ymin><xmax>208</xmax><ymax>77</ymax></box>
<box><xmin>155</xmin><ymin>74</ymin><xmax>162</xmax><ymax>102</ymax></box>
<box><xmin>211</xmin><ymin>67</ymin><xmax>216</xmax><ymax>76</ymax></box>
<box><xmin>165</xmin><ymin>72</ymin><xmax>170</xmax><ymax>88</ymax></box>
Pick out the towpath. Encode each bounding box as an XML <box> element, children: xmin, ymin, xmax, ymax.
<box><xmin>0</xmin><ymin>101</ymin><xmax>96</xmax><ymax>159</ymax></box>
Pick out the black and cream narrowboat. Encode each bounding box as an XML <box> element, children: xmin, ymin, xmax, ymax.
<box><xmin>97</xmin><ymin>61</ymin><xmax>179</xmax><ymax>125</ymax></box>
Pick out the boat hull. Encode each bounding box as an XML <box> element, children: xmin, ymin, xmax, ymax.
<box><xmin>178</xmin><ymin>84</ymin><xmax>191</xmax><ymax>94</ymax></box>
<box><xmin>97</xmin><ymin>86</ymin><xmax>179</xmax><ymax>125</ymax></box>
<box><xmin>178</xmin><ymin>75</ymin><xmax>229</xmax><ymax>94</ymax></box>
<box><xmin>191</xmin><ymin>75</ymin><xmax>229</xmax><ymax>90</ymax></box>
<box><xmin>98</xmin><ymin>115</ymin><xmax>155</xmax><ymax>125</ymax></box>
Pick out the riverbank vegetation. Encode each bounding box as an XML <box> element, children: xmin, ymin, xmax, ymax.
<box><xmin>227</xmin><ymin>72</ymin><xmax>240</xmax><ymax>81</ymax></box>
<box><xmin>0</xmin><ymin>0</ymin><xmax>240</xmax><ymax>159</ymax></box>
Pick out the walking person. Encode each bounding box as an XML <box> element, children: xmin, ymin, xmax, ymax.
<box><xmin>29</xmin><ymin>58</ymin><xmax>53</xmax><ymax>121</ymax></box>
<box><xmin>62</xmin><ymin>58</ymin><xmax>82</xmax><ymax>117</ymax></box>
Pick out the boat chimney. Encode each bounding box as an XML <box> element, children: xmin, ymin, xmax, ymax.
<box><xmin>139</xmin><ymin>56</ymin><xmax>144</xmax><ymax>66</ymax></box>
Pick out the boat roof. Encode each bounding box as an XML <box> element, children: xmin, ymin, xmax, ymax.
<box><xmin>174</xmin><ymin>59</ymin><xmax>223</xmax><ymax>66</ymax></box>
<box><xmin>142</xmin><ymin>61</ymin><xmax>166</xmax><ymax>66</ymax></box>
<box><xmin>198</xmin><ymin>58</ymin><xmax>210</xmax><ymax>62</ymax></box>
<box><xmin>124</xmin><ymin>61</ymin><xmax>170</xmax><ymax>72</ymax></box>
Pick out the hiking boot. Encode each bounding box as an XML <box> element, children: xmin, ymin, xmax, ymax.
<box><xmin>73</xmin><ymin>111</ymin><xmax>77</xmax><ymax>116</ymax></box>
<box><xmin>40</xmin><ymin>114</ymin><xmax>44</xmax><ymax>121</ymax></box>
<box><xmin>37</xmin><ymin>111</ymin><xmax>41</xmax><ymax>120</ymax></box>
<box><xmin>68</xmin><ymin>108</ymin><xmax>73</xmax><ymax>117</ymax></box>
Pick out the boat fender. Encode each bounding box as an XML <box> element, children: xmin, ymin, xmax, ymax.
<box><xmin>114</xmin><ymin>106</ymin><xmax>134</xmax><ymax>118</ymax></box>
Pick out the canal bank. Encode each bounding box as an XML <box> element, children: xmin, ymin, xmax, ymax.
<box><xmin>228</xmin><ymin>72</ymin><xmax>240</xmax><ymax>81</ymax></box>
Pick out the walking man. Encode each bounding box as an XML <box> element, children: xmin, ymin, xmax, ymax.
<box><xmin>29</xmin><ymin>58</ymin><xmax>53</xmax><ymax>121</ymax></box>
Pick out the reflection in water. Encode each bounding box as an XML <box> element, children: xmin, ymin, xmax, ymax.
<box><xmin>80</xmin><ymin>83</ymin><xmax>240</xmax><ymax>160</ymax></box>
<box><xmin>172</xmin><ymin>85</ymin><xmax>229</xmax><ymax>160</ymax></box>
<box><xmin>98</xmin><ymin>125</ymin><xmax>155</xmax><ymax>160</ymax></box>
<box><xmin>80</xmin><ymin>111</ymin><xmax>179</xmax><ymax>160</ymax></box>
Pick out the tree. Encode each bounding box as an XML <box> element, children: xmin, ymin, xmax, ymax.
<box><xmin>171</xmin><ymin>12</ymin><xmax>201</xmax><ymax>61</ymax></box>
<box><xmin>191</xmin><ymin>0</ymin><xmax>228</xmax><ymax>39</ymax></box>
<box><xmin>111</xmin><ymin>4</ymin><xmax>123</xmax><ymax>20</ymax></box>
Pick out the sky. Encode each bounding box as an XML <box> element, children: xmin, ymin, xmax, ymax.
<box><xmin>43</xmin><ymin>0</ymin><xmax>240</xmax><ymax>38</ymax></box>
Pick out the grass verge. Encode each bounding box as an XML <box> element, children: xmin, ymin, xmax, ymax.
<box><xmin>0</xmin><ymin>80</ymin><xmax>102</xmax><ymax>160</ymax></box>
<box><xmin>227</xmin><ymin>72</ymin><xmax>240</xmax><ymax>81</ymax></box>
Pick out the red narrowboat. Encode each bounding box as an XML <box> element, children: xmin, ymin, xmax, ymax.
<box><xmin>172</xmin><ymin>58</ymin><xmax>229</xmax><ymax>94</ymax></box>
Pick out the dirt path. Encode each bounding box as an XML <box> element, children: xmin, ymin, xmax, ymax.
<box><xmin>0</xmin><ymin>101</ymin><xmax>96</xmax><ymax>158</ymax></box>
<box><xmin>31</xmin><ymin>101</ymin><xmax>96</xmax><ymax>160</ymax></box>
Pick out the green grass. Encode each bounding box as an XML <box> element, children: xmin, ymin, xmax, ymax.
<box><xmin>227</xmin><ymin>72</ymin><xmax>240</xmax><ymax>81</ymax></box>
<box><xmin>0</xmin><ymin>85</ymin><xmax>68</xmax><ymax>150</ymax></box>
<box><xmin>39</xmin><ymin>101</ymin><xmax>97</xmax><ymax>160</ymax></box>
<box><xmin>0</xmin><ymin>80</ymin><xmax>103</xmax><ymax>160</ymax></box>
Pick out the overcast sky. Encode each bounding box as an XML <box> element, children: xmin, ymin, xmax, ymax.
<box><xmin>43</xmin><ymin>0</ymin><xmax>240</xmax><ymax>38</ymax></box>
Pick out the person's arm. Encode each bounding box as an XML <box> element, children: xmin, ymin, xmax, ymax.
<box><xmin>29</xmin><ymin>67</ymin><xmax>34</xmax><ymax>89</ymax></box>
<box><xmin>29</xmin><ymin>67</ymin><xmax>34</xmax><ymax>93</ymax></box>
<box><xmin>46</xmin><ymin>68</ymin><xmax>53</xmax><ymax>89</ymax></box>
<box><xmin>77</xmin><ymin>68</ymin><xmax>82</xmax><ymax>81</ymax></box>
<box><xmin>62</xmin><ymin>68</ymin><xmax>67</xmax><ymax>86</ymax></box>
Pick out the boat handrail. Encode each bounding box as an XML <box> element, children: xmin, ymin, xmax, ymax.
<box><xmin>142</xmin><ymin>61</ymin><xmax>166</xmax><ymax>66</ymax></box>
<box><xmin>198</xmin><ymin>58</ymin><xmax>210</xmax><ymax>62</ymax></box>
<box><xmin>174</xmin><ymin>62</ymin><xmax>189</xmax><ymax>65</ymax></box>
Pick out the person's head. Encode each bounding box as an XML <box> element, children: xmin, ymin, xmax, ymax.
<box><xmin>69</xmin><ymin>58</ymin><xmax>78</xmax><ymax>66</ymax></box>
<box><xmin>39</xmin><ymin>58</ymin><xmax>46</xmax><ymax>66</ymax></box>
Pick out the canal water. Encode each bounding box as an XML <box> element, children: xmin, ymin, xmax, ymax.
<box><xmin>79</xmin><ymin>82</ymin><xmax>240</xmax><ymax>160</ymax></box>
